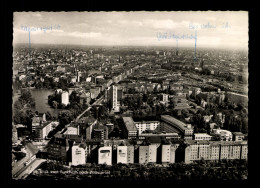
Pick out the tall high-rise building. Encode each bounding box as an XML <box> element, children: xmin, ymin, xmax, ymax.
<box><xmin>107</xmin><ymin>85</ymin><xmax>119</xmax><ymax>111</ymax></box>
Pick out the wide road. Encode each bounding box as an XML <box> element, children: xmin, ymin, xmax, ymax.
<box><xmin>12</xmin><ymin>142</ymin><xmax>38</xmax><ymax>175</ymax></box>
<box><xmin>13</xmin><ymin>158</ymin><xmax>46</xmax><ymax>179</ymax></box>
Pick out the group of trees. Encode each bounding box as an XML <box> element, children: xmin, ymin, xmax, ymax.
<box><xmin>27</xmin><ymin>159</ymin><xmax>248</xmax><ymax>180</ymax></box>
<box><xmin>91</xmin><ymin>106</ymin><xmax>109</xmax><ymax>122</ymax></box>
<box><xmin>13</xmin><ymin>90</ymin><xmax>36</xmax><ymax>126</ymax></box>
<box><xmin>47</xmin><ymin>110</ymin><xmax>75</xmax><ymax>138</ymax></box>
<box><xmin>48</xmin><ymin>91</ymin><xmax>88</xmax><ymax>112</ymax></box>
<box><xmin>191</xmin><ymin>91</ymin><xmax>248</xmax><ymax>134</ymax></box>
<box><xmin>33</xmin><ymin>77</ymin><xmax>72</xmax><ymax>90</ymax></box>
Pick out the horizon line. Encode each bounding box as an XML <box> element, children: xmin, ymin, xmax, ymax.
<box><xmin>13</xmin><ymin>43</ymin><xmax>248</xmax><ymax>51</ymax></box>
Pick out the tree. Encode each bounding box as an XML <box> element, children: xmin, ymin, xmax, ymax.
<box><xmin>14</xmin><ymin>100</ymin><xmax>23</xmax><ymax>111</ymax></box>
<box><xmin>98</xmin><ymin>106</ymin><xmax>108</xmax><ymax>121</ymax></box>
<box><xmin>194</xmin><ymin>124</ymin><xmax>199</xmax><ymax>133</ymax></box>
<box><xmin>58</xmin><ymin>110</ymin><xmax>73</xmax><ymax>129</ymax></box>
<box><xmin>69</xmin><ymin>91</ymin><xmax>80</xmax><ymax>103</ymax></box>
<box><xmin>142</xmin><ymin>94</ymin><xmax>148</xmax><ymax>103</ymax></box>
<box><xmin>137</xmin><ymin>97</ymin><xmax>143</xmax><ymax>108</ymax></box>
<box><xmin>107</xmin><ymin>99</ymin><xmax>112</xmax><ymax>112</ymax></box>
<box><xmin>45</xmin><ymin>111</ymin><xmax>52</xmax><ymax>121</ymax></box>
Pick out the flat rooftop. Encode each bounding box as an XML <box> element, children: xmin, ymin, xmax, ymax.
<box><xmin>185</xmin><ymin>140</ymin><xmax>247</xmax><ymax>146</ymax></box>
<box><xmin>161</xmin><ymin>115</ymin><xmax>189</xmax><ymax>131</ymax></box>
<box><xmin>122</xmin><ymin>117</ymin><xmax>138</xmax><ymax>132</ymax></box>
<box><xmin>194</xmin><ymin>133</ymin><xmax>212</xmax><ymax>137</ymax></box>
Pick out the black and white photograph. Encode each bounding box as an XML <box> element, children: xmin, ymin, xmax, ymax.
<box><xmin>11</xmin><ymin>11</ymin><xmax>248</xmax><ymax>181</ymax></box>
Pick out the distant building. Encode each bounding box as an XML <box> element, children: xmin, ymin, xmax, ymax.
<box><xmin>98</xmin><ymin>146</ymin><xmax>112</xmax><ymax>165</ymax></box>
<box><xmin>172</xmin><ymin>96</ymin><xmax>191</xmax><ymax>110</ymax></box>
<box><xmin>61</xmin><ymin>91</ymin><xmax>69</xmax><ymax>106</ymax></box>
<box><xmin>134</xmin><ymin>121</ymin><xmax>161</xmax><ymax>135</ymax></box>
<box><xmin>170</xmin><ymin>84</ymin><xmax>183</xmax><ymax>91</ymax></box>
<box><xmin>160</xmin><ymin>94</ymin><xmax>169</xmax><ymax>103</ymax></box>
<box><xmin>161</xmin><ymin>115</ymin><xmax>193</xmax><ymax>139</ymax></box>
<box><xmin>57</xmin><ymin>66</ymin><xmax>66</xmax><ymax>72</ymax></box>
<box><xmin>211</xmin><ymin>129</ymin><xmax>232</xmax><ymax>141</ymax></box>
<box><xmin>139</xmin><ymin>132</ymin><xmax>180</xmax><ymax>140</ymax></box>
<box><xmin>79</xmin><ymin>92</ymin><xmax>91</xmax><ymax>104</ymax></box>
<box><xmin>194</xmin><ymin>133</ymin><xmax>212</xmax><ymax>141</ymax></box>
<box><xmin>63</xmin><ymin>126</ymin><xmax>78</xmax><ymax>136</ymax></box>
<box><xmin>232</xmin><ymin>132</ymin><xmax>245</xmax><ymax>141</ymax></box>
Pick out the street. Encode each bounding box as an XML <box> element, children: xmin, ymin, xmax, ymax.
<box><xmin>12</xmin><ymin>142</ymin><xmax>39</xmax><ymax>176</ymax></box>
<box><xmin>13</xmin><ymin>158</ymin><xmax>46</xmax><ymax>179</ymax></box>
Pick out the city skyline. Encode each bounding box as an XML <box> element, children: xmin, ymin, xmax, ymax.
<box><xmin>13</xmin><ymin>11</ymin><xmax>248</xmax><ymax>50</ymax></box>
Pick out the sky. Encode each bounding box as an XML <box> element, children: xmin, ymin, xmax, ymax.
<box><xmin>13</xmin><ymin>11</ymin><xmax>248</xmax><ymax>49</ymax></box>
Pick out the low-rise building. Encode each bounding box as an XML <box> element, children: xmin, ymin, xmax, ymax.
<box><xmin>134</xmin><ymin>121</ymin><xmax>161</xmax><ymax>135</ymax></box>
<box><xmin>172</xmin><ymin>96</ymin><xmax>191</xmax><ymax>110</ymax></box>
<box><xmin>232</xmin><ymin>132</ymin><xmax>245</xmax><ymax>141</ymax></box>
<box><xmin>211</xmin><ymin>129</ymin><xmax>232</xmax><ymax>141</ymax></box>
<box><xmin>161</xmin><ymin>115</ymin><xmax>193</xmax><ymax>139</ymax></box>
<box><xmin>34</xmin><ymin>121</ymin><xmax>59</xmax><ymax>140</ymax></box>
<box><xmin>194</xmin><ymin>133</ymin><xmax>212</xmax><ymax>141</ymax></box>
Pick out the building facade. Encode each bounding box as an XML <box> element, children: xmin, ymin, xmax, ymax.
<box><xmin>122</xmin><ymin>117</ymin><xmax>138</xmax><ymax>139</ymax></box>
<box><xmin>184</xmin><ymin>140</ymin><xmax>248</xmax><ymax>164</ymax></box>
<box><xmin>139</xmin><ymin>145</ymin><xmax>157</xmax><ymax>164</ymax></box>
<box><xmin>98</xmin><ymin>146</ymin><xmax>112</xmax><ymax>165</ymax></box>
<box><xmin>194</xmin><ymin>133</ymin><xmax>212</xmax><ymax>141</ymax></box>
<box><xmin>161</xmin><ymin>115</ymin><xmax>193</xmax><ymax>139</ymax></box>
<box><xmin>117</xmin><ymin>146</ymin><xmax>128</xmax><ymax>164</ymax></box>
<box><xmin>61</xmin><ymin>91</ymin><xmax>69</xmax><ymax>106</ymax></box>
<box><xmin>134</xmin><ymin>121</ymin><xmax>161</xmax><ymax>135</ymax></box>
<box><xmin>72</xmin><ymin>144</ymin><xmax>86</xmax><ymax>166</ymax></box>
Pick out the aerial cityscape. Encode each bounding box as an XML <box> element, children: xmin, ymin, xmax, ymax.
<box><xmin>12</xmin><ymin>11</ymin><xmax>248</xmax><ymax>180</ymax></box>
